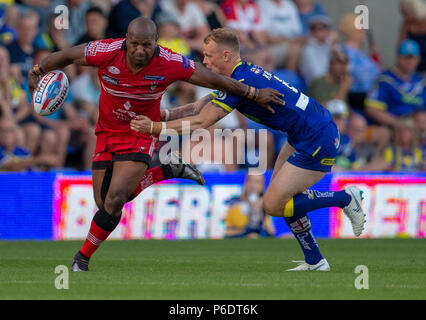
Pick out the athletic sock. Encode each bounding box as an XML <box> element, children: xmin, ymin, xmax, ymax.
<box><xmin>281</xmin><ymin>190</ymin><xmax>350</xmax><ymax>265</ymax></box>
<box><xmin>127</xmin><ymin>165</ymin><xmax>173</xmax><ymax>202</ymax></box>
<box><xmin>284</xmin><ymin>215</ymin><xmax>323</xmax><ymax>265</ymax></box>
<box><xmin>284</xmin><ymin>190</ymin><xmax>351</xmax><ymax>218</ymax></box>
<box><xmin>80</xmin><ymin>207</ymin><xmax>121</xmax><ymax>259</ymax></box>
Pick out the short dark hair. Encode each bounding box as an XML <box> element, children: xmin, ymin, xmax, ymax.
<box><xmin>86</xmin><ymin>6</ymin><xmax>106</xmax><ymax>18</ymax></box>
<box><xmin>204</xmin><ymin>27</ymin><xmax>240</xmax><ymax>54</ymax></box>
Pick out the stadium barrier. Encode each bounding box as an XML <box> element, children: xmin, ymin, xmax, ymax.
<box><xmin>0</xmin><ymin>171</ymin><xmax>425</xmax><ymax>240</ymax></box>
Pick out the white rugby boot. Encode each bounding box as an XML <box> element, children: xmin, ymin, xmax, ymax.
<box><xmin>343</xmin><ymin>186</ymin><xmax>366</xmax><ymax>237</ymax></box>
<box><xmin>286</xmin><ymin>259</ymin><xmax>330</xmax><ymax>271</ymax></box>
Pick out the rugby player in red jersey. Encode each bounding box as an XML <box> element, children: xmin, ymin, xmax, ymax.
<box><xmin>28</xmin><ymin>17</ymin><xmax>284</xmax><ymax>271</ymax></box>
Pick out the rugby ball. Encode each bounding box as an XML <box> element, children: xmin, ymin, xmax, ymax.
<box><xmin>33</xmin><ymin>70</ymin><xmax>69</xmax><ymax>116</ymax></box>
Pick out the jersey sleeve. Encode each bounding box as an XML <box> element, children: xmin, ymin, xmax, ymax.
<box><xmin>163</xmin><ymin>50</ymin><xmax>196</xmax><ymax>82</ymax></box>
<box><xmin>210</xmin><ymin>89</ymin><xmax>242</xmax><ymax>113</ymax></box>
<box><xmin>84</xmin><ymin>39</ymin><xmax>120</xmax><ymax>69</ymax></box>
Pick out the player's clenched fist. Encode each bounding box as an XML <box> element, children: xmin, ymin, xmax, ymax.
<box><xmin>130</xmin><ymin>115</ymin><xmax>153</xmax><ymax>133</ymax></box>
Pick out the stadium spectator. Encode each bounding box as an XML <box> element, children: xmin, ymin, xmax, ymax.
<box><xmin>106</xmin><ymin>0</ymin><xmax>163</xmax><ymax>38</ymax></box>
<box><xmin>34</xmin><ymin>13</ymin><xmax>71</xmax><ymax>52</ymax></box>
<box><xmin>0</xmin><ymin>117</ymin><xmax>57</xmax><ymax>171</ymax></box>
<box><xmin>6</xmin><ymin>10</ymin><xmax>39</xmax><ymax>80</ymax></box>
<box><xmin>258</xmin><ymin>0</ymin><xmax>305</xmax><ymax>70</ymax></box>
<box><xmin>308</xmin><ymin>47</ymin><xmax>352</xmax><ymax>105</ymax></box>
<box><xmin>399</xmin><ymin>0</ymin><xmax>426</xmax><ymax>73</ymax></box>
<box><xmin>14</xmin><ymin>0</ymin><xmax>51</xmax><ymax>32</ymax></box>
<box><xmin>224</xmin><ymin>173</ymin><xmax>274</xmax><ymax>238</ymax></box>
<box><xmin>0</xmin><ymin>45</ymin><xmax>37</xmax><ymax>151</ymax></box>
<box><xmin>49</xmin><ymin>0</ymin><xmax>90</xmax><ymax>45</ymax></box>
<box><xmin>365</xmin><ymin>39</ymin><xmax>425</xmax><ymax>128</ymax></box>
<box><xmin>413</xmin><ymin>109</ymin><xmax>426</xmax><ymax>169</ymax></box>
<box><xmin>383</xmin><ymin>116</ymin><xmax>423</xmax><ymax>171</ymax></box>
<box><xmin>193</xmin><ymin>0</ymin><xmax>226</xmax><ymax>31</ymax></box>
<box><xmin>75</xmin><ymin>6</ymin><xmax>108</xmax><ymax>45</ymax></box>
<box><xmin>293</xmin><ymin>0</ymin><xmax>328</xmax><ymax>36</ymax></box>
<box><xmin>344</xmin><ymin>113</ymin><xmax>389</xmax><ymax>171</ymax></box>
<box><xmin>161</xmin><ymin>0</ymin><xmax>210</xmax><ymax>54</ymax></box>
<box><xmin>0</xmin><ymin>6</ymin><xmax>17</xmax><ymax>45</ymax></box>
<box><xmin>156</xmin><ymin>11</ymin><xmax>190</xmax><ymax>57</ymax></box>
<box><xmin>299</xmin><ymin>14</ymin><xmax>336</xmax><ymax>85</ymax></box>
<box><xmin>220</xmin><ymin>0</ymin><xmax>265</xmax><ymax>53</ymax></box>
<box><xmin>339</xmin><ymin>13</ymin><xmax>380</xmax><ymax>113</ymax></box>
<box><xmin>70</xmin><ymin>66</ymin><xmax>100</xmax><ymax>125</ymax></box>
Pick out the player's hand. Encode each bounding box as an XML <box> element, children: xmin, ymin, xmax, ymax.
<box><xmin>130</xmin><ymin>115</ymin><xmax>153</xmax><ymax>133</ymax></box>
<box><xmin>255</xmin><ymin>88</ymin><xmax>285</xmax><ymax>114</ymax></box>
<box><xmin>28</xmin><ymin>69</ymin><xmax>41</xmax><ymax>100</ymax></box>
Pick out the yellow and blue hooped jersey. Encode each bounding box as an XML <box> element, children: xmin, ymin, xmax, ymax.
<box><xmin>211</xmin><ymin>61</ymin><xmax>333</xmax><ymax>155</ymax></box>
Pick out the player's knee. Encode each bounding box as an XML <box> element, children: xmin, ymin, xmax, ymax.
<box><xmin>263</xmin><ymin>192</ymin><xmax>291</xmax><ymax>217</ymax></box>
<box><xmin>104</xmin><ymin>189</ymin><xmax>128</xmax><ymax>214</ymax></box>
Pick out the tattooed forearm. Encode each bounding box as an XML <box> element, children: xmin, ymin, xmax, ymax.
<box><xmin>167</xmin><ymin>95</ymin><xmax>214</xmax><ymax>120</ymax></box>
<box><xmin>168</xmin><ymin>103</ymin><xmax>197</xmax><ymax>120</ymax></box>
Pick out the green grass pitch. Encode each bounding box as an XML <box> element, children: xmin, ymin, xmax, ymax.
<box><xmin>0</xmin><ymin>238</ymin><xmax>425</xmax><ymax>300</ymax></box>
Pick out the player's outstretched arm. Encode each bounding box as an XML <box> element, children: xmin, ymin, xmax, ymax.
<box><xmin>188</xmin><ymin>62</ymin><xmax>284</xmax><ymax>113</ymax></box>
<box><xmin>160</xmin><ymin>95</ymin><xmax>213</xmax><ymax>121</ymax></box>
<box><xmin>28</xmin><ymin>43</ymin><xmax>88</xmax><ymax>97</ymax></box>
<box><xmin>131</xmin><ymin>101</ymin><xmax>228</xmax><ymax>135</ymax></box>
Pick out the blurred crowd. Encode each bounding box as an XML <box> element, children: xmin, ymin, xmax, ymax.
<box><xmin>0</xmin><ymin>0</ymin><xmax>424</xmax><ymax>173</ymax></box>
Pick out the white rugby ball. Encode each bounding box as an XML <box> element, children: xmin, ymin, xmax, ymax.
<box><xmin>33</xmin><ymin>70</ymin><xmax>69</xmax><ymax>116</ymax></box>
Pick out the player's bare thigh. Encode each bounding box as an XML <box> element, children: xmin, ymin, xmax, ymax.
<box><xmin>270</xmin><ymin>142</ymin><xmax>295</xmax><ymax>182</ymax></box>
<box><xmin>263</xmin><ymin>161</ymin><xmax>326</xmax><ymax>217</ymax></box>
<box><xmin>103</xmin><ymin>160</ymin><xmax>148</xmax><ymax>216</ymax></box>
<box><xmin>92</xmin><ymin>168</ymin><xmax>107</xmax><ymax>209</ymax></box>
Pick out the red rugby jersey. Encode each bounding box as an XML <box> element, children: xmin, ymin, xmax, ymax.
<box><xmin>84</xmin><ymin>38</ymin><xmax>195</xmax><ymax>134</ymax></box>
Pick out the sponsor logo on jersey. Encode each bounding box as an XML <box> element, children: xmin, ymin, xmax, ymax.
<box><xmin>86</xmin><ymin>41</ymin><xmax>100</xmax><ymax>57</ymax></box>
<box><xmin>149</xmin><ymin>82</ymin><xmax>158</xmax><ymax>93</ymax></box>
<box><xmin>144</xmin><ymin>75</ymin><xmax>165</xmax><ymax>81</ymax></box>
<box><xmin>107</xmin><ymin>66</ymin><xmax>120</xmax><ymax>74</ymax></box>
<box><xmin>124</xmin><ymin>101</ymin><xmax>131</xmax><ymax>110</ymax></box>
<box><xmin>101</xmin><ymin>73</ymin><xmax>120</xmax><ymax>85</ymax></box>
<box><xmin>182</xmin><ymin>56</ymin><xmax>191</xmax><ymax>69</ymax></box>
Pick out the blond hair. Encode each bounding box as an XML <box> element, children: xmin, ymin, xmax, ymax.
<box><xmin>204</xmin><ymin>27</ymin><xmax>240</xmax><ymax>54</ymax></box>
<box><xmin>400</xmin><ymin>0</ymin><xmax>426</xmax><ymax>19</ymax></box>
<box><xmin>339</xmin><ymin>14</ymin><xmax>358</xmax><ymax>40</ymax></box>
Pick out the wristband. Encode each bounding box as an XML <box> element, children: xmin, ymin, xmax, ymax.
<box><xmin>32</xmin><ymin>64</ymin><xmax>45</xmax><ymax>76</ymax></box>
<box><xmin>149</xmin><ymin>121</ymin><xmax>153</xmax><ymax>134</ymax></box>
<box><xmin>244</xmin><ymin>85</ymin><xmax>250</xmax><ymax>98</ymax></box>
<box><xmin>160</xmin><ymin>122</ymin><xmax>167</xmax><ymax>135</ymax></box>
<box><xmin>247</xmin><ymin>86</ymin><xmax>256</xmax><ymax>100</ymax></box>
<box><xmin>164</xmin><ymin>109</ymin><xmax>170</xmax><ymax>121</ymax></box>
<box><xmin>253</xmin><ymin>88</ymin><xmax>259</xmax><ymax>101</ymax></box>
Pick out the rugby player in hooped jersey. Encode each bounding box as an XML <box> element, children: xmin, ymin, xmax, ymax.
<box><xmin>28</xmin><ymin>18</ymin><xmax>284</xmax><ymax>272</ymax></box>
<box><xmin>131</xmin><ymin>28</ymin><xmax>367</xmax><ymax>271</ymax></box>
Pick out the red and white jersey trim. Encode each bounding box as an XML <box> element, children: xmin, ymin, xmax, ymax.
<box><xmin>100</xmin><ymin>82</ymin><xmax>167</xmax><ymax>101</ymax></box>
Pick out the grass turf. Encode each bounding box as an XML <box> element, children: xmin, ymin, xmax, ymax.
<box><xmin>0</xmin><ymin>238</ymin><xmax>425</xmax><ymax>300</ymax></box>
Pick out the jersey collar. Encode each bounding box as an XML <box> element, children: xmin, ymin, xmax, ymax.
<box><xmin>231</xmin><ymin>61</ymin><xmax>243</xmax><ymax>77</ymax></box>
